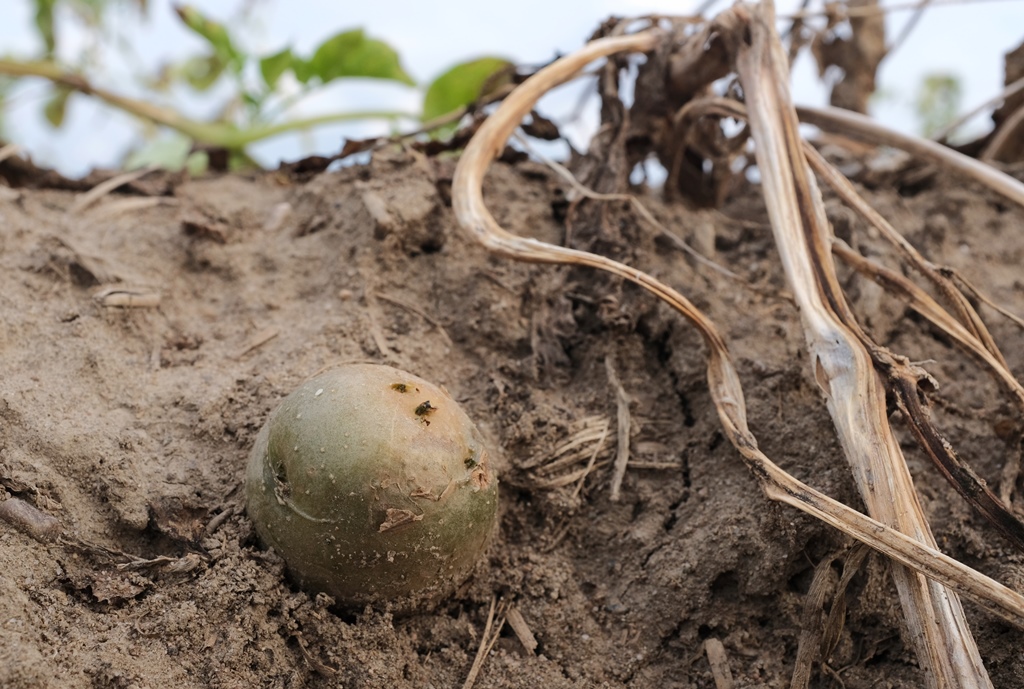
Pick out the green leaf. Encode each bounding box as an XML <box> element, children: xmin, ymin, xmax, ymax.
<box><xmin>422</xmin><ymin>57</ymin><xmax>512</xmax><ymax>122</ymax></box>
<box><xmin>180</xmin><ymin>54</ymin><xmax>225</xmax><ymax>91</ymax></box>
<box><xmin>291</xmin><ymin>56</ymin><xmax>314</xmax><ymax>84</ymax></box>
<box><xmin>34</xmin><ymin>0</ymin><xmax>57</xmax><ymax>56</ymax></box>
<box><xmin>43</xmin><ymin>86</ymin><xmax>71</xmax><ymax>127</ymax></box>
<box><xmin>173</xmin><ymin>4</ymin><xmax>242</xmax><ymax>70</ymax></box>
<box><xmin>259</xmin><ymin>48</ymin><xmax>293</xmax><ymax>90</ymax></box>
<box><xmin>308</xmin><ymin>29</ymin><xmax>414</xmax><ymax>86</ymax></box>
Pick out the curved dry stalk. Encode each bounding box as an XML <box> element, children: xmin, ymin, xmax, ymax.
<box><xmin>739</xmin><ymin>5</ymin><xmax>993</xmax><ymax>684</ymax></box>
<box><xmin>796</xmin><ymin>103</ymin><xmax>1024</xmax><ymax>209</ymax></box>
<box><xmin>450</xmin><ymin>20</ymin><xmax>1024</xmax><ymax>634</ymax></box>
<box><xmin>510</xmin><ymin>132</ymin><xmax>742</xmax><ymax>281</ymax></box>
<box><xmin>674</xmin><ymin>93</ymin><xmax>1024</xmax><ymax>562</ymax></box>
<box><xmin>682</xmin><ymin>94</ymin><xmax>1020</xmax><ymax>363</ymax></box>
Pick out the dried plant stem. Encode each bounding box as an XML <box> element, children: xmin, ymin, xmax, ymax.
<box><xmin>69</xmin><ymin>166</ymin><xmax>157</xmax><ymax>215</ymax></box>
<box><xmin>832</xmin><ymin>239</ymin><xmax>1024</xmax><ymax>409</ymax></box>
<box><xmin>796</xmin><ymin>104</ymin><xmax>1024</xmax><ymax>209</ymax></box>
<box><xmin>512</xmin><ymin>131</ymin><xmax>741</xmax><ymax>280</ymax></box>
<box><xmin>981</xmin><ymin>102</ymin><xmax>1024</xmax><ymax>162</ymax></box>
<box><xmin>801</xmin><ymin>143</ymin><xmax>1009</xmax><ymax>367</ymax></box>
<box><xmin>462</xmin><ymin>596</ymin><xmax>507</xmax><ymax>689</ymax></box>
<box><xmin>703</xmin><ymin>638</ymin><xmax>735</xmax><ymax>689</ymax></box>
<box><xmin>677</xmin><ymin>94</ymin><xmax>1024</xmax><ymax>550</ymax></box>
<box><xmin>737</xmin><ymin>3</ymin><xmax>989</xmax><ymax>686</ymax></box>
<box><xmin>606</xmin><ymin>355</ymin><xmax>633</xmax><ymax>501</ymax></box>
<box><xmin>450</xmin><ymin>19</ymin><xmax>1024</xmax><ymax>635</ymax></box>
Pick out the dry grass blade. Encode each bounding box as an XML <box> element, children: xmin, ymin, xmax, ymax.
<box><xmin>450</xmin><ymin>9</ymin><xmax>1024</xmax><ymax>639</ymax></box>
<box><xmin>790</xmin><ymin>551</ymin><xmax>839</xmax><ymax>689</ymax></box>
<box><xmin>803</xmin><ymin>143</ymin><xmax>1015</xmax><ymax>364</ymax></box>
<box><xmin>682</xmin><ymin>95</ymin><xmax>1018</xmax><ymax>363</ymax></box>
<box><xmin>737</xmin><ymin>3</ymin><xmax>990</xmax><ymax>685</ymax></box>
<box><xmin>462</xmin><ymin>596</ymin><xmax>507</xmax><ymax>689</ymax></box>
<box><xmin>572</xmin><ymin>419</ymin><xmax>611</xmax><ymax>498</ymax></box>
<box><xmin>791</xmin><ymin>546</ymin><xmax>869</xmax><ymax>688</ymax></box>
<box><xmin>796</xmin><ymin>104</ymin><xmax>1024</xmax><ymax>209</ymax></box>
<box><xmin>821</xmin><ymin>544</ymin><xmax>869</xmax><ymax>660</ymax></box>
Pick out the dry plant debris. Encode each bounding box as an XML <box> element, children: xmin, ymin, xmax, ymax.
<box><xmin>452</xmin><ymin>2</ymin><xmax>1024</xmax><ymax>686</ymax></box>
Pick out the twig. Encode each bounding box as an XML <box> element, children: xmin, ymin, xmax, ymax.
<box><xmin>981</xmin><ymin>101</ymin><xmax>1024</xmax><ymax>162</ymax></box>
<box><xmin>450</xmin><ymin>14</ymin><xmax>1024</xmax><ymax>636</ymax></box>
<box><xmin>673</xmin><ymin>94</ymin><xmax>1024</xmax><ymax>548</ymax></box>
<box><xmin>952</xmin><ymin>272</ymin><xmax>1024</xmax><ymax>330</ymax></box>
<box><xmin>821</xmin><ymin>544</ymin><xmax>869</xmax><ymax>660</ymax></box>
<box><xmin>234</xmin><ymin>327</ymin><xmax>279</xmax><ymax>359</ymax></box>
<box><xmin>704</xmin><ymin>638</ymin><xmax>735</xmax><ymax>689</ymax></box>
<box><xmin>832</xmin><ymin>240</ymin><xmax>1024</xmax><ymax>410</ymax></box>
<box><xmin>1000</xmin><ymin>440</ymin><xmax>1022</xmax><ymax>506</ymax></box>
<box><xmin>535</xmin><ymin>457</ymin><xmax>678</xmax><ymax>490</ymax></box>
<box><xmin>512</xmin><ymin>131</ymin><xmax>742</xmax><ymax>281</ymax></box>
<box><xmin>524</xmin><ymin>415</ymin><xmax>610</xmax><ymax>470</ymax></box>
<box><xmin>802</xmin><ymin>141</ymin><xmax>1010</xmax><ymax>367</ymax></box>
<box><xmin>505</xmin><ymin>605</ymin><xmax>538</xmax><ymax>654</ymax></box>
<box><xmin>69</xmin><ymin>166</ymin><xmax>157</xmax><ymax>214</ymax></box>
<box><xmin>886</xmin><ymin>0</ymin><xmax>932</xmax><ymax>58</ymax></box>
<box><xmin>606</xmin><ymin>355</ymin><xmax>633</xmax><ymax>502</ymax></box>
<box><xmin>373</xmin><ymin>291</ymin><xmax>455</xmax><ymax>348</ymax></box>
<box><xmin>92</xmin><ymin>286</ymin><xmax>161</xmax><ymax>308</ymax></box>
<box><xmin>462</xmin><ymin>596</ymin><xmax>507</xmax><ymax>689</ymax></box>
<box><xmin>364</xmin><ymin>291</ymin><xmax>394</xmax><ymax>360</ymax></box>
<box><xmin>681</xmin><ymin>95</ymin><xmax>1018</xmax><ymax>366</ymax></box>
<box><xmin>791</xmin><ymin>552</ymin><xmax>839</xmax><ymax>689</ymax></box>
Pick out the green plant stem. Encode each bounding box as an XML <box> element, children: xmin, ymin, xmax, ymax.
<box><xmin>0</xmin><ymin>58</ymin><xmax>416</xmax><ymax>150</ymax></box>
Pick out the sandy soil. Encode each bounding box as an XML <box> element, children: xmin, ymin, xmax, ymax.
<box><xmin>1</xmin><ymin>147</ymin><xmax>1023</xmax><ymax>687</ymax></box>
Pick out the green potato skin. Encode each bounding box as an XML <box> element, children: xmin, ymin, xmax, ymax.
<box><xmin>245</xmin><ymin>364</ymin><xmax>498</xmax><ymax>610</ymax></box>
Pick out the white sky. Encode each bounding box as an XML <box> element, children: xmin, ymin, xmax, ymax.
<box><xmin>2</xmin><ymin>0</ymin><xmax>1022</xmax><ymax>176</ymax></box>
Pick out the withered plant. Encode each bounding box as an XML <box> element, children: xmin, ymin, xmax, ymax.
<box><xmin>451</xmin><ymin>3</ymin><xmax>1024</xmax><ymax>686</ymax></box>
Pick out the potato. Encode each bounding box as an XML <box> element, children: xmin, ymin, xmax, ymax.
<box><xmin>245</xmin><ymin>363</ymin><xmax>498</xmax><ymax>610</ymax></box>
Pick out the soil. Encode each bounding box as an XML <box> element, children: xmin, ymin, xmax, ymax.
<box><xmin>1</xmin><ymin>146</ymin><xmax>1023</xmax><ymax>688</ymax></box>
